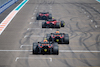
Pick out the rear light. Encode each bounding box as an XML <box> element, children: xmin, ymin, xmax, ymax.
<box><xmin>48</xmin><ymin>44</ymin><xmax>53</xmax><ymax>48</ymax></box>
<box><xmin>38</xmin><ymin>44</ymin><xmax>42</xmax><ymax>48</ymax></box>
<box><xmin>51</xmin><ymin>35</ymin><xmax>55</xmax><ymax>38</ymax></box>
<box><xmin>45</xmin><ymin>14</ymin><xmax>49</xmax><ymax>16</ymax></box>
<box><xmin>39</xmin><ymin>14</ymin><xmax>42</xmax><ymax>16</ymax></box>
<box><xmin>60</xmin><ymin>35</ymin><xmax>64</xmax><ymax>38</ymax></box>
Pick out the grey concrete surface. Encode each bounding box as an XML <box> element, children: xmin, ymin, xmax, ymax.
<box><xmin>0</xmin><ymin>0</ymin><xmax>100</xmax><ymax>67</ymax></box>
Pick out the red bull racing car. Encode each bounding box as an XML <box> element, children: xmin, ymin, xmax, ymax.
<box><xmin>42</xmin><ymin>19</ymin><xmax>65</xmax><ymax>28</ymax></box>
<box><xmin>46</xmin><ymin>31</ymin><xmax>69</xmax><ymax>44</ymax></box>
<box><xmin>36</xmin><ymin>12</ymin><xmax>52</xmax><ymax>20</ymax></box>
<box><xmin>32</xmin><ymin>39</ymin><xmax>59</xmax><ymax>55</ymax></box>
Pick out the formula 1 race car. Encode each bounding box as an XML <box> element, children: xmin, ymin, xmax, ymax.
<box><xmin>46</xmin><ymin>31</ymin><xmax>69</xmax><ymax>44</ymax></box>
<box><xmin>42</xmin><ymin>19</ymin><xmax>65</xmax><ymax>28</ymax></box>
<box><xmin>32</xmin><ymin>39</ymin><xmax>59</xmax><ymax>55</ymax></box>
<box><xmin>36</xmin><ymin>12</ymin><xmax>52</xmax><ymax>20</ymax></box>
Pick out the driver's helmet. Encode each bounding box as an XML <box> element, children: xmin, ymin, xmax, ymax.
<box><xmin>52</xmin><ymin>17</ymin><xmax>54</xmax><ymax>19</ymax></box>
<box><xmin>52</xmin><ymin>17</ymin><xmax>56</xmax><ymax>21</ymax></box>
<box><xmin>56</xmin><ymin>31</ymin><xmax>59</xmax><ymax>33</ymax></box>
<box><xmin>43</xmin><ymin>38</ymin><xmax>48</xmax><ymax>42</ymax></box>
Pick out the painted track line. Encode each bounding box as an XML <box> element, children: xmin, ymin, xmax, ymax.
<box><xmin>0</xmin><ymin>50</ymin><xmax>100</xmax><ymax>52</ymax></box>
<box><xmin>27</xmin><ymin>28</ymin><xmax>52</xmax><ymax>30</ymax></box>
<box><xmin>20</xmin><ymin>45</ymin><xmax>32</xmax><ymax>48</ymax></box>
<box><xmin>15</xmin><ymin>57</ymin><xmax>52</xmax><ymax>62</ymax></box>
<box><xmin>0</xmin><ymin>0</ymin><xmax>29</xmax><ymax>35</ymax></box>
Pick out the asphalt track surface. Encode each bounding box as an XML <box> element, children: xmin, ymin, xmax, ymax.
<box><xmin>0</xmin><ymin>0</ymin><xmax>100</xmax><ymax>67</ymax></box>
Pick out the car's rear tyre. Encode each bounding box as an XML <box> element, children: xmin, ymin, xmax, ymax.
<box><xmin>64</xmin><ymin>34</ymin><xmax>69</xmax><ymax>44</ymax></box>
<box><xmin>46</xmin><ymin>34</ymin><xmax>51</xmax><ymax>41</ymax></box>
<box><xmin>36</xmin><ymin>17</ymin><xmax>39</xmax><ymax>20</ymax></box>
<box><xmin>56</xmin><ymin>23</ymin><xmax>60</xmax><ymax>28</ymax></box>
<box><xmin>61</xmin><ymin>21</ymin><xmax>65</xmax><ymax>27</ymax></box>
<box><xmin>33</xmin><ymin>43</ymin><xmax>38</xmax><ymax>54</ymax></box>
<box><xmin>49</xmin><ymin>14</ymin><xmax>52</xmax><ymax>19</ymax></box>
<box><xmin>53</xmin><ymin>43</ymin><xmax>59</xmax><ymax>55</ymax></box>
<box><xmin>36</xmin><ymin>13</ymin><xmax>39</xmax><ymax>20</ymax></box>
<box><xmin>42</xmin><ymin>22</ymin><xmax>46</xmax><ymax>28</ymax></box>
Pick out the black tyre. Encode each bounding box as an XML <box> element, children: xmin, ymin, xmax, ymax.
<box><xmin>36</xmin><ymin>17</ymin><xmax>39</xmax><ymax>20</ymax></box>
<box><xmin>61</xmin><ymin>21</ymin><xmax>65</xmax><ymax>27</ymax></box>
<box><xmin>53</xmin><ymin>43</ymin><xmax>59</xmax><ymax>55</ymax></box>
<box><xmin>36</xmin><ymin>13</ymin><xmax>39</xmax><ymax>20</ymax></box>
<box><xmin>64</xmin><ymin>34</ymin><xmax>69</xmax><ymax>44</ymax></box>
<box><xmin>56</xmin><ymin>23</ymin><xmax>60</xmax><ymax>28</ymax></box>
<box><xmin>46</xmin><ymin>34</ymin><xmax>51</xmax><ymax>41</ymax></box>
<box><xmin>49</xmin><ymin>14</ymin><xmax>52</xmax><ymax>19</ymax></box>
<box><xmin>33</xmin><ymin>43</ymin><xmax>38</xmax><ymax>54</ymax></box>
<box><xmin>42</xmin><ymin>22</ymin><xmax>46</xmax><ymax>28</ymax></box>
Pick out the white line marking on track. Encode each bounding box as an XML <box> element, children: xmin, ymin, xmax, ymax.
<box><xmin>15</xmin><ymin>57</ymin><xmax>52</xmax><ymax>62</ymax></box>
<box><xmin>27</xmin><ymin>28</ymin><xmax>30</xmax><ymax>30</ymax></box>
<box><xmin>95</xmin><ymin>25</ymin><xmax>100</xmax><ymax>28</ymax></box>
<box><xmin>29</xmin><ymin>22</ymin><xmax>32</xmax><ymax>24</ymax></box>
<box><xmin>50</xmin><ymin>28</ymin><xmax>52</xmax><ymax>30</ymax></box>
<box><xmin>24</xmin><ymin>35</ymin><xmax>27</xmax><ymax>38</ymax></box>
<box><xmin>95</xmin><ymin>25</ymin><xmax>97</xmax><ymax>28</ymax></box>
<box><xmin>20</xmin><ymin>45</ymin><xmax>32</xmax><ymax>48</ymax></box>
<box><xmin>15</xmin><ymin>57</ymin><xmax>19</xmax><ymax>61</ymax></box>
<box><xmin>49</xmin><ymin>57</ymin><xmax>52</xmax><ymax>62</ymax></box>
<box><xmin>0</xmin><ymin>50</ymin><xmax>32</xmax><ymax>51</ymax></box>
<box><xmin>94</xmin><ymin>25</ymin><xmax>100</xmax><ymax>28</ymax></box>
<box><xmin>91</xmin><ymin>20</ymin><xmax>93</xmax><ymax>22</ymax></box>
<box><xmin>31</xmin><ymin>17</ymin><xmax>34</xmax><ymax>19</ymax></box>
<box><xmin>27</xmin><ymin>28</ymin><xmax>52</xmax><ymax>30</ymax></box>
<box><xmin>0</xmin><ymin>50</ymin><xmax>100</xmax><ymax>53</ymax></box>
<box><xmin>27</xmin><ymin>28</ymin><xmax>40</xmax><ymax>30</ymax></box>
<box><xmin>0</xmin><ymin>0</ymin><xmax>29</xmax><ymax>35</ymax></box>
<box><xmin>59</xmin><ymin>50</ymin><xmax>100</xmax><ymax>52</ymax></box>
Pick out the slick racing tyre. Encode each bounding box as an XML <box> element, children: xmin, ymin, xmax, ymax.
<box><xmin>49</xmin><ymin>14</ymin><xmax>52</xmax><ymax>19</ymax></box>
<box><xmin>46</xmin><ymin>34</ymin><xmax>51</xmax><ymax>41</ymax></box>
<box><xmin>33</xmin><ymin>43</ymin><xmax>38</xmax><ymax>54</ymax></box>
<box><xmin>56</xmin><ymin>23</ymin><xmax>60</xmax><ymax>28</ymax></box>
<box><xmin>36</xmin><ymin>17</ymin><xmax>39</xmax><ymax>20</ymax></box>
<box><xmin>36</xmin><ymin>13</ymin><xmax>39</xmax><ymax>20</ymax></box>
<box><xmin>42</xmin><ymin>22</ymin><xmax>46</xmax><ymax>28</ymax></box>
<box><xmin>53</xmin><ymin>43</ymin><xmax>59</xmax><ymax>55</ymax></box>
<box><xmin>64</xmin><ymin>34</ymin><xmax>69</xmax><ymax>44</ymax></box>
<box><xmin>61</xmin><ymin>21</ymin><xmax>65</xmax><ymax>27</ymax></box>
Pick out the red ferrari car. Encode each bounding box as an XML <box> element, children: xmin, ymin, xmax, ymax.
<box><xmin>42</xmin><ymin>19</ymin><xmax>65</xmax><ymax>28</ymax></box>
<box><xmin>36</xmin><ymin>12</ymin><xmax>52</xmax><ymax>20</ymax></box>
